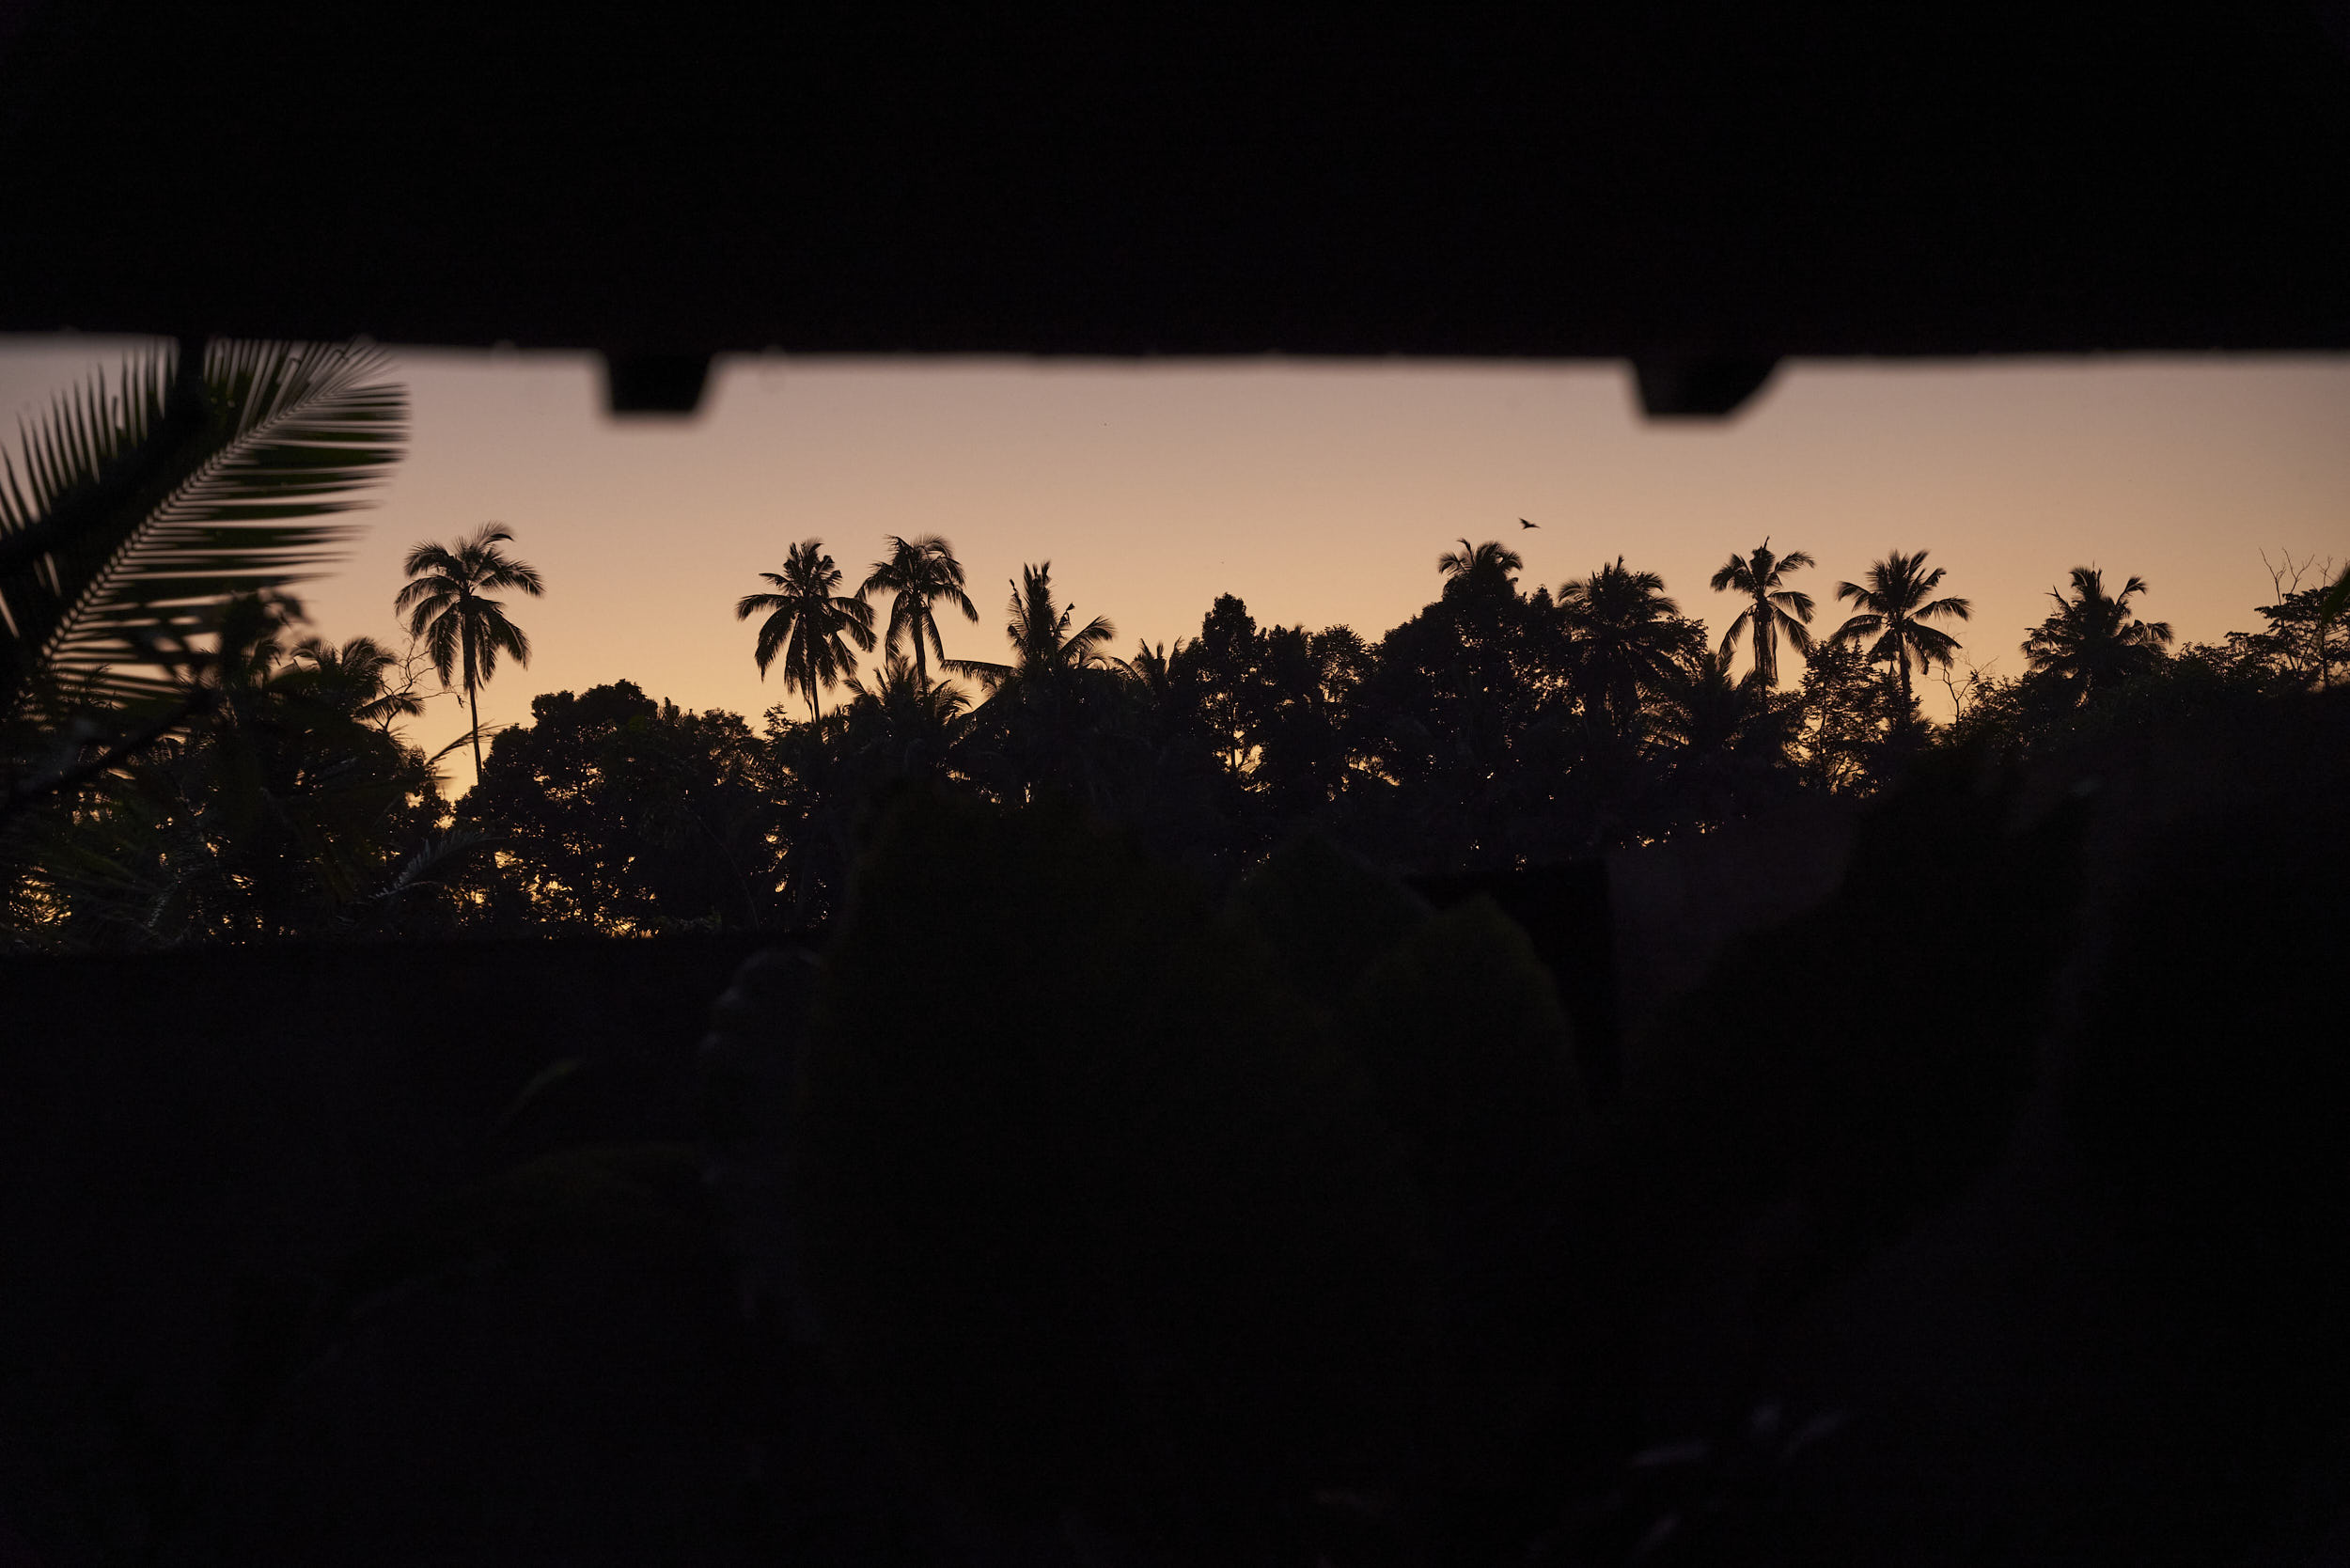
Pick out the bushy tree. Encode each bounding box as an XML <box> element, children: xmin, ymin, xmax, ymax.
<box><xmin>1792</xmin><ymin>638</ymin><xmax>1908</xmax><ymax>794</ymax></box>
<box><xmin>9</xmin><ymin>594</ymin><xmax>453</xmax><ymax>947</ymax></box>
<box><xmin>791</xmin><ymin>796</ymin><xmax>1435</xmax><ymax>1555</ymax></box>
<box><xmin>457</xmin><ymin>682</ymin><xmax>779</xmax><ymax>933</ymax></box>
<box><xmin>2251</xmin><ymin>571</ymin><xmax>2350</xmax><ymax>691</ymax></box>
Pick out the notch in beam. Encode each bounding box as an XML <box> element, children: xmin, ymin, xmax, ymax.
<box><xmin>604</xmin><ymin>352</ymin><xmax>713</xmax><ymax>416</ymax></box>
<box><xmin>1633</xmin><ymin>355</ymin><xmax>1779</xmax><ymax>418</ymax></box>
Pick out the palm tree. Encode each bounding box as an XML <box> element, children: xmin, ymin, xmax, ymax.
<box><xmin>1653</xmin><ymin>644</ymin><xmax>1799</xmax><ymax>816</ymax></box>
<box><xmin>736</xmin><ymin>539</ymin><xmax>876</xmax><ymax>723</ymax></box>
<box><xmin>1831</xmin><ymin>549</ymin><xmax>1972</xmax><ymax>712</ymax></box>
<box><xmin>1558</xmin><ymin>557</ymin><xmax>1700</xmax><ymax>743</ymax></box>
<box><xmin>945</xmin><ymin>562</ymin><xmax>1115</xmax><ymax>692</ymax></box>
<box><xmin>2022</xmin><ymin>567</ymin><xmax>2172</xmax><ymax>699</ymax></box>
<box><xmin>288</xmin><ymin>634</ymin><xmax>426</xmax><ymax>731</ymax></box>
<box><xmin>2</xmin><ymin>338</ymin><xmax>405</xmax><ymax>725</ymax></box>
<box><xmin>944</xmin><ymin>564</ymin><xmax>1121</xmax><ymax>807</ymax></box>
<box><xmin>839</xmin><ymin>651</ymin><xmax>974</xmax><ymax>781</ymax></box>
<box><xmin>1655</xmin><ymin>646</ymin><xmax>1761</xmax><ymax>753</ymax></box>
<box><xmin>1118</xmin><ymin>638</ymin><xmax>1176</xmax><ymax>691</ymax></box>
<box><xmin>1710</xmin><ymin>539</ymin><xmax>1817</xmax><ymax>687</ymax></box>
<box><xmin>1437</xmin><ymin>539</ymin><xmax>1524</xmax><ymax>591</ymax></box>
<box><xmin>861</xmin><ymin>533</ymin><xmax>979</xmax><ymax>687</ymax></box>
<box><xmin>1116</xmin><ymin>638</ymin><xmax>1190</xmax><ymax>718</ymax></box>
<box><xmin>397</xmin><ymin>524</ymin><xmax>545</xmax><ymax>778</ymax></box>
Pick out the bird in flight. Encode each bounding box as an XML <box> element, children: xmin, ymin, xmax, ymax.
<box><xmin>1520</xmin><ymin>518</ymin><xmax>1540</xmax><ymax>529</ymax></box>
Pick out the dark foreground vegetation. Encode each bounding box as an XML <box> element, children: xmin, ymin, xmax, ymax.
<box><xmin>3</xmin><ymin>680</ymin><xmax>2347</xmax><ymax>1565</ymax></box>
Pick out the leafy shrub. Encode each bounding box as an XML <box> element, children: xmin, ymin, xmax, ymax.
<box><xmin>1616</xmin><ymin>751</ymin><xmax>2089</xmax><ymax>1308</ymax></box>
<box><xmin>788</xmin><ymin>795</ymin><xmax>1435</xmax><ymax>1550</ymax></box>
<box><xmin>1232</xmin><ymin>835</ymin><xmax>1611</xmax><ymax>1498</ymax></box>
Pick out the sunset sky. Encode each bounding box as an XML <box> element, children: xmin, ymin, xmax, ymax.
<box><xmin>5</xmin><ymin>337</ymin><xmax>2346</xmax><ymax>788</ymax></box>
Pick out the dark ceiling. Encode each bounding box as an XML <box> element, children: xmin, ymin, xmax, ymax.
<box><xmin>3</xmin><ymin>4</ymin><xmax>2347</xmax><ymax>415</ymax></box>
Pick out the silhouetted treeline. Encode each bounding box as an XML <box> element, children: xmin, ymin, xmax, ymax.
<box><xmin>6</xmin><ymin>541</ymin><xmax>2343</xmax><ymax>947</ymax></box>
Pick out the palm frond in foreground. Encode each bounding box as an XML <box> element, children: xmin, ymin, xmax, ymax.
<box><xmin>0</xmin><ymin>338</ymin><xmax>407</xmax><ymax>718</ymax></box>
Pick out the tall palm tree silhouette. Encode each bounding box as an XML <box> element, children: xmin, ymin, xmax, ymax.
<box><xmin>946</xmin><ymin>562</ymin><xmax>1115</xmax><ymax>692</ymax></box>
<box><xmin>1559</xmin><ymin>557</ymin><xmax>1698</xmax><ymax>743</ymax></box>
<box><xmin>861</xmin><ymin>534</ymin><xmax>979</xmax><ymax>687</ymax></box>
<box><xmin>736</xmin><ymin>539</ymin><xmax>876</xmax><ymax>722</ymax></box>
<box><xmin>1831</xmin><ymin>549</ymin><xmax>1971</xmax><ymax>712</ymax></box>
<box><xmin>2022</xmin><ymin>567</ymin><xmax>2172</xmax><ymax>699</ymax></box>
<box><xmin>396</xmin><ymin>524</ymin><xmax>544</xmax><ymax>779</ymax></box>
<box><xmin>1710</xmin><ymin>539</ymin><xmax>1817</xmax><ymax>687</ymax></box>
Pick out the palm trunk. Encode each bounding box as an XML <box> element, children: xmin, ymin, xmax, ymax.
<box><xmin>462</xmin><ymin>597</ymin><xmax>484</xmax><ymax>784</ymax></box>
<box><xmin>1755</xmin><ymin>600</ymin><xmax>1777</xmax><ymax>687</ymax></box>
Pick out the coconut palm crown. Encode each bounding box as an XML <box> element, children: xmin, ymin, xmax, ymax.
<box><xmin>736</xmin><ymin>539</ymin><xmax>876</xmax><ymax>723</ymax></box>
<box><xmin>840</xmin><ymin>651</ymin><xmax>975</xmax><ymax>780</ymax></box>
<box><xmin>2022</xmin><ymin>566</ymin><xmax>2172</xmax><ymax>698</ymax></box>
<box><xmin>396</xmin><ymin>524</ymin><xmax>545</xmax><ymax>778</ymax></box>
<box><xmin>288</xmin><ymin>634</ymin><xmax>425</xmax><ymax>732</ymax></box>
<box><xmin>945</xmin><ymin>562</ymin><xmax>1115</xmax><ymax>693</ymax></box>
<box><xmin>1559</xmin><ymin>556</ymin><xmax>1700</xmax><ymax>742</ymax></box>
<box><xmin>1710</xmin><ymin>539</ymin><xmax>1817</xmax><ymax>687</ymax></box>
<box><xmin>1830</xmin><ymin>549</ymin><xmax>1972</xmax><ymax>710</ymax></box>
<box><xmin>1437</xmin><ymin>539</ymin><xmax>1525</xmax><ymax>594</ymax></box>
<box><xmin>861</xmin><ymin>534</ymin><xmax>979</xmax><ymax>687</ymax></box>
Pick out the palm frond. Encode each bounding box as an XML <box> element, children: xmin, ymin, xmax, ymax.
<box><xmin>943</xmin><ymin>656</ymin><xmax>1013</xmax><ymax>691</ymax></box>
<box><xmin>1060</xmin><ymin>613</ymin><xmax>1117</xmax><ymax>663</ymax></box>
<box><xmin>367</xmin><ymin>828</ymin><xmax>495</xmax><ymax>903</ymax></box>
<box><xmin>1769</xmin><ymin>588</ymin><xmax>1816</xmax><ymax>621</ymax></box>
<box><xmin>1831</xmin><ymin>611</ymin><xmax>1884</xmax><ymax>644</ymax></box>
<box><xmin>1904</xmin><ymin>622</ymin><xmax>1964</xmax><ymax>662</ymax></box>
<box><xmin>1716</xmin><ymin>606</ymin><xmax>1754</xmax><ymax>660</ymax></box>
<box><xmin>1</xmin><ymin>339</ymin><xmax>405</xmax><ymax>716</ymax></box>
<box><xmin>2319</xmin><ymin>564</ymin><xmax>2350</xmax><ymax>628</ymax></box>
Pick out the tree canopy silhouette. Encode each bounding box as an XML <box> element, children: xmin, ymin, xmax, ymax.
<box><xmin>1438</xmin><ymin>538</ymin><xmax>1524</xmax><ymax>595</ymax></box>
<box><xmin>286</xmin><ymin>634</ymin><xmax>426</xmax><ymax>733</ymax></box>
<box><xmin>1559</xmin><ymin>557</ymin><xmax>1700</xmax><ymax>747</ymax></box>
<box><xmin>2023</xmin><ymin>567</ymin><xmax>2172</xmax><ymax>700</ymax></box>
<box><xmin>946</xmin><ymin>562</ymin><xmax>1116</xmax><ymax>692</ymax></box>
